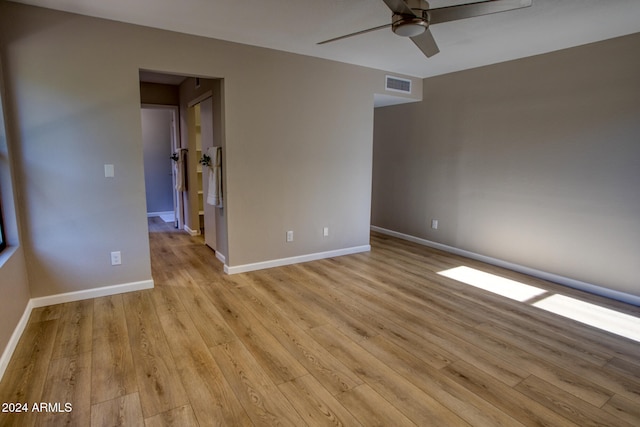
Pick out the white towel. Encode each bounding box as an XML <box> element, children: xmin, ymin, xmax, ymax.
<box><xmin>206</xmin><ymin>146</ymin><xmax>222</xmax><ymax>207</ymax></box>
<box><xmin>175</xmin><ymin>149</ymin><xmax>187</xmax><ymax>192</ymax></box>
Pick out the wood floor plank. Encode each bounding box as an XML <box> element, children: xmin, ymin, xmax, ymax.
<box><xmin>8</xmin><ymin>318</ymin><xmax>58</xmax><ymax>364</ymax></box>
<box><xmin>321</xmin><ymin>256</ymin><xmax>616</xmax><ymax>408</ymax></box>
<box><xmin>91</xmin><ymin>295</ymin><xmax>137</xmax><ymax>405</ymax></box>
<box><xmin>278</xmin><ymin>374</ymin><xmax>364</xmax><ymax>427</ymax></box>
<box><xmin>477</xmin><ymin>321</ymin><xmax>640</xmax><ymax>404</ymax></box>
<box><xmin>28</xmin><ymin>305</ymin><xmax>62</xmax><ymax>324</ymax></box>
<box><xmin>448</xmin><ymin>326</ymin><xmax>616</xmax><ymax>407</ymax></box>
<box><xmin>255</xmin><ymin>263</ymin><xmax>379</xmax><ymax>343</ymax></box>
<box><xmin>150</xmin><ymin>284</ymin><xmax>186</xmax><ymax>319</ymax></box>
<box><xmin>442</xmin><ymin>361</ymin><xmax>582</xmax><ymax>427</ymax></box>
<box><xmin>238</xmin><ymin>271</ymin><xmax>328</xmax><ymax>330</ymax></box>
<box><xmin>210</xmin><ymin>340</ymin><xmax>307</xmax><ymax>427</ymax></box>
<box><xmin>308</xmin><ymin>257</ymin><xmax>529</xmax><ymax>387</ymax></box>
<box><xmin>335</xmin><ymin>384</ymin><xmax>417</xmax><ymax>427</ymax></box>
<box><xmin>358</xmin><ymin>334</ymin><xmax>525</xmax><ymax>427</ymax></box>
<box><xmin>157</xmin><ymin>309</ymin><xmax>252</xmax><ymax>426</ymax></box>
<box><xmin>604</xmin><ymin>357</ymin><xmax>640</xmax><ymax>386</ymax></box>
<box><xmin>173</xmin><ymin>283</ymin><xmax>235</xmax><ymax>347</ymax></box>
<box><xmin>51</xmin><ymin>299</ymin><xmax>93</xmax><ymax>360</ymax></box>
<box><xmin>0</xmin><ymin>319</ymin><xmax>58</xmax><ymax>427</ymax></box>
<box><xmin>204</xmin><ymin>284</ymin><xmax>308</xmax><ymax>385</ymax></box>
<box><xmin>144</xmin><ymin>404</ymin><xmax>200</xmax><ymax>427</ymax></box>
<box><xmin>36</xmin><ymin>351</ymin><xmax>91</xmax><ymax>427</ymax></box>
<box><xmin>90</xmin><ymin>392</ymin><xmax>144</xmax><ymax>427</ymax></box>
<box><xmin>309</xmin><ymin>324</ymin><xmax>471</xmax><ymax>426</ymax></box>
<box><xmin>515</xmin><ymin>375</ymin><xmax>635</xmax><ymax>427</ymax></box>
<box><xmin>122</xmin><ymin>291</ymin><xmax>189</xmax><ymax>418</ymax></box>
<box><xmin>602</xmin><ymin>394</ymin><xmax>640</xmax><ymax>426</ymax></box>
<box><xmin>337</xmin><ymin>248</ymin><xmax>615</xmax><ymax>368</ymax></box>
<box><xmin>285</xmin><ymin>263</ymin><xmax>382</xmax><ymax>342</ymax></box>
<box><xmin>230</xmin><ymin>280</ymin><xmax>364</xmax><ymax>396</ymax></box>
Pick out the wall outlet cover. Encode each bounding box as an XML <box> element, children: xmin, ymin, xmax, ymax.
<box><xmin>110</xmin><ymin>251</ymin><xmax>122</xmax><ymax>265</ymax></box>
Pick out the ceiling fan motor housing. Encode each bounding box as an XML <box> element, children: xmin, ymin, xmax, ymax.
<box><xmin>392</xmin><ymin>0</ymin><xmax>430</xmax><ymax>37</ymax></box>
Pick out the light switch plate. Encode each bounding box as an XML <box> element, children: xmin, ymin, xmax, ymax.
<box><xmin>104</xmin><ymin>164</ymin><xmax>115</xmax><ymax>178</ymax></box>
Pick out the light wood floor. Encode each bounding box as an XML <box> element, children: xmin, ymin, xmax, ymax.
<box><xmin>1</xmin><ymin>217</ymin><xmax>639</xmax><ymax>426</ymax></box>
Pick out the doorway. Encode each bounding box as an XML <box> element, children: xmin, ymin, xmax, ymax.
<box><xmin>139</xmin><ymin>71</ymin><xmax>227</xmax><ymax>265</ymax></box>
<box><xmin>141</xmin><ymin>105</ymin><xmax>182</xmax><ymax>229</ymax></box>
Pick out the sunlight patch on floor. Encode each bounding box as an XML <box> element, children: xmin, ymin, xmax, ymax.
<box><xmin>534</xmin><ymin>294</ymin><xmax>640</xmax><ymax>342</ymax></box>
<box><xmin>439</xmin><ymin>265</ymin><xmax>640</xmax><ymax>342</ymax></box>
<box><xmin>438</xmin><ymin>266</ymin><xmax>547</xmax><ymax>302</ymax></box>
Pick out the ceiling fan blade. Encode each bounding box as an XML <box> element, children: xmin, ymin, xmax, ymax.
<box><xmin>411</xmin><ymin>28</ymin><xmax>440</xmax><ymax>57</ymax></box>
<box><xmin>429</xmin><ymin>0</ymin><xmax>532</xmax><ymax>25</ymax></box>
<box><xmin>318</xmin><ymin>23</ymin><xmax>392</xmax><ymax>45</ymax></box>
<box><xmin>382</xmin><ymin>0</ymin><xmax>415</xmax><ymax>16</ymax></box>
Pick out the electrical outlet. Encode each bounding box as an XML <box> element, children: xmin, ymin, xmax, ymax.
<box><xmin>110</xmin><ymin>251</ymin><xmax>122</xmax><ymax>266</ymax></box>
<box><xmin>286</xmin><ymin>230</ymin><xmax>294</xmax><ymax>242</ymax></box>
<box><xmin>431</xmin><ymin>219</ymin><xmax>439</xmax><ymax>230</ymax></box>
<box><xmin>323</xmin><ymin>227</ymin><xmax>329</xmax><ymax>237</ymax></box>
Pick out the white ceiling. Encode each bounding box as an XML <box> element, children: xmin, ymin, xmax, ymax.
<box><xmin>12</xmin><ymin>0</ymin><xmax>640</xmax><ymax>78</ymax></box>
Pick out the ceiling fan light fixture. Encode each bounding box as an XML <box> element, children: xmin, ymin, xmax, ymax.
<box><xmin>392</xmin><ymin>16</ymin><xmax>428</xmax><ymax>38</ymax></box>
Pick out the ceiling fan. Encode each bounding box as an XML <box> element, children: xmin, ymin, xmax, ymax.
<box><xmin>318</xmin><ymin>0</ymin><xmax>532</xmax><ymax>58</ymax></box>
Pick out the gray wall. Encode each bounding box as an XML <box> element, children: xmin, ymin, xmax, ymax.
<box><xmin>141</xmin><ymin>108</ymin><xmax>173</xmax><ymax>214</ymax></box>
<box><xmin>372</xmin><ymin>33</ymin><xmax>640</xmax><ymax>299</ymax></box>
<box><xmin>0</xmin><ymin>56</ymin><xmax>30</xmax><ymax>366</ymax></box>
<box><xmin>0</xmin><ymin>2</ymin><xmax>388</xmax><ymax>300</ymax></box>
<box><xmin>1</xmin><ymin>3</ymin><xmax>153</xmax><ymax>297</ymax></box>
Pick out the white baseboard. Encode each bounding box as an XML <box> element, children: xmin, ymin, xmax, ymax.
<box><xmin>0</xmin><ymin>299</ymin><xmax>34</xmax><ymax>381</ymax></box>
<box><xmin>224</xmin><ymin>245</ymin><xmax>371</xmax><ymax>275</ymax></box>
<box><xmin>216</xmin><ymin>251</ymin><xmax>226</xmax><ymax>264</ymax></box>
<box><xmin>30</xmin><ymin>280</ymin><xmax>154</xmax><ymax>308</ymax></box>
<box><xmin>371</xmin><ymin>226</ymin><xmax>640</xmax><ymax>307</ymax></box>
<box><xmin>184</xmin><ymin>225</ymin><xmax>200</xmax><ymax>236</ymax></box>
<box><xmin>0</xmin><ymin>279</ymin><xmax>154</xmax><ymax>382</ymax></box>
